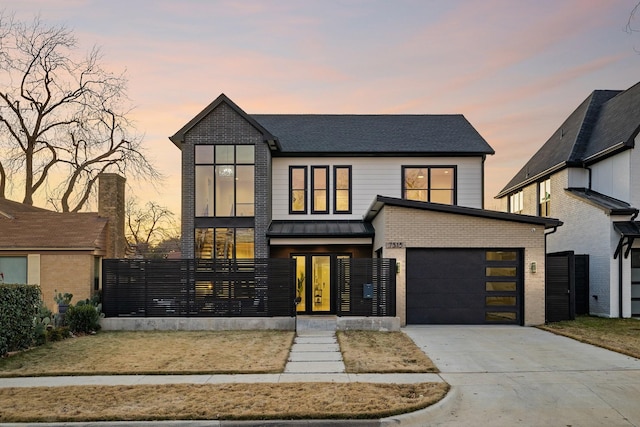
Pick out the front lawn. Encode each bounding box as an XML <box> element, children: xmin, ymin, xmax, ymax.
<box><xmin>0</xmin><ymin>330</ymin><xmax>448</xmax><ymax>422</ymax></box>
<box><xmin>538</xmin><ymin>316</ymin><xmax>640</xmax><ymax>359</ymax></box>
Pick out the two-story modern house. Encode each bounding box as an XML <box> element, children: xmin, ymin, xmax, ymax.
<box><xmin>496</xmin><ymin>81</ymin><xmax>640</xmax><ymax>319</ymax></box>
<box><xmin>170</xmin><ymin>94</ymin><xmax>560</xmax><ymax>326</ymax></box>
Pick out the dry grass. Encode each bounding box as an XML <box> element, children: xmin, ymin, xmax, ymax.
<box><xmin>338</xmin><ymin>331</ymin><xmax>438</xmax><ymax>373</ymax></box>
<box><xmin>0</xmin><ymin>382</ymin><xmax>449</xmax><ymax>422</ymax></box>
<box><xmin>538</xmin><ymin>316</ymin><xmax>640</xmax><ymax>359</ymax></box>
<box><xmin>0</xmin><ymin>330</ymin><xmax>449</xmax><ymax>421</ymax></box>
<box><xmin>0</xmin><ymin>330</ymin><xmax>295</xmax><ymax>377</ymax></box>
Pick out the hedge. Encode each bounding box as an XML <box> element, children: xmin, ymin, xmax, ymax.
<box><xmin>0</xmin><ymin>284</ymin><xmax>41</xmax><ymax>357</ymax></box>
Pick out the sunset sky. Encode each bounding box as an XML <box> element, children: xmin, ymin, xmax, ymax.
<box><xmin>2</xmin><ymin>0</ymin><xmax>639</xmax><ymax>218</ymax></box>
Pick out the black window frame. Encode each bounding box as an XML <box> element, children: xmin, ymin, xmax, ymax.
<box><xmin>333</xmin><ymin>165</ymin><xmax>352</xmax><ymax>214</ymax></box>
<box><xmin>193</xmin><ymin>144</ymin><xmax>255</xmax><ymax>219</ymax></box>
<box><xmin>311</xmin><ymin>166</ymin><xmax>329</xmax><ymax>214</ymax></box>
<box><xmin>289</xmin><ymin>166</ymin><xmax>308</xmax><ymax>214</ymax></box>
<box><xmin>401</xmin><ymin>165</ymin><xmax>457</xmax><ymax>205</ymax></box>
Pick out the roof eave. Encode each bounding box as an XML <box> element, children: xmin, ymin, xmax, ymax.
<box><xmin>495</xmin><ymin>162</ymin><xmax>567</xmax><ymax>199</ymax></box>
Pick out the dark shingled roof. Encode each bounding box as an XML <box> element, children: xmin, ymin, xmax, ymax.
<box><xmin>253</xmin><ymin>114</ymin><xmax>494</xmax><ymax>155</ymax></box>
<box><xmin>565</xmin><ymin>188</ymin><xmax>638</xmax><ymax>215</ymax></box>
<box><xmin>168</xmin><ymin>94</ymin><xmax>494</xmax><ymax>156</ymax></box>
<box><xmin>267</xmin><ymin>220</ymin><xmax>375</xmax><ymax>238</ymax></box>
<box><xmin>497</xmin><ymin>81</ymin><xmax>640</xmax><ymax>198</ymax></box>
<box><xmin>0</xmin><ymin>199</ymin><xmax>107</xmax><ymax>249</ymax></box>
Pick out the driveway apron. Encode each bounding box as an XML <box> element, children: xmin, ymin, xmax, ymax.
<box><xmin>404</xmin><ymin>325</ymin><xmax>640</xmax><ymax>427</ymax></box>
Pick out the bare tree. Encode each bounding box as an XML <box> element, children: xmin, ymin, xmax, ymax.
<box><xmin>628</xmin><ymin>2</ymin><xmax>640</xmax><ymax>34</ymax></box>
<box><xmin>126</xmin><ymin>198</ymin><xmax>178</xmax><ymax>258</ymax></box>
<box><xmin>0</xmin><ymin>13</ymin><xmax>158</xmax><ymax>210</ymax></box>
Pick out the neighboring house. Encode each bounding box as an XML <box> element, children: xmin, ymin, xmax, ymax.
<box><xmin>0</xmin><ymin>174</ymin><xmax>126</xmax><ymax>310</ymax></box>
<box><xmin>170</xmin><ymin>94</ymin><xmax>560</xmax><ymax>326</ymax></box>
<box><xmin>496</xmin><ymin>81</ymin><xmax>640</xmax><ymax>319</ymax></box>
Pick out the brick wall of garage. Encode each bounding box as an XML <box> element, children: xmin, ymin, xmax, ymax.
<box><xmin>377</xmin><ymin>206</ymin><xmax>547</xmax><ymax>326</ymax></box>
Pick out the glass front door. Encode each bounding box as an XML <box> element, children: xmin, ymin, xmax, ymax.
<box><xmin>293</xmin><ymin>254</ymin><xmax>334</xmax><ymax>314</ymax></box>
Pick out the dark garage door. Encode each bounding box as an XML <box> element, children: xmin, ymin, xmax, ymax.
<box><xmin>406</xmin><ymin>248</ymin><xmax>523</xmax><ymax>325</ymax></box>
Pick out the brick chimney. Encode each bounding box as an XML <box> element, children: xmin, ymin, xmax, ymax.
<box><xmin>98</xmin><ymin>173</ymin><xmax>126</xmax><ymax>258</ymax></box>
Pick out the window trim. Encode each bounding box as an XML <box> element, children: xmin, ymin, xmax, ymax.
<box><xmin>538</xmin><ymin>178</ymin><xmax>551</xmax><ymax>217</ymax></box>
<box><xmin>509</xmin><ymin>190</ymin><xmax>524</xmax><ymax>214</ymax></box>
<box><xmin>401</xmin><ymin>165</ymin><xmax>457</xmax><ymax>205</ymax></box>
<box><xmin>289</xmin><ymin>166</ymin><xmax>308</xmax><ymax>214</ymax></box>
<box><xmin>333</xmin><ymin>165</ymin><xmax>352</xmax><ymax>214</ymax></box>
<box><xmin>194</xmin><ymin>144</ymin><xmax>255</xmax><ymax>219</ymax></box>
<box><xmin>311</xmin><ymin>166</ymin><xmax>329</xmax><ymax>214</ymax></box>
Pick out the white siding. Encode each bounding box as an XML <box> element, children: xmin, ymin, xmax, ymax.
<box><xmin>271</xmin><ymin>156</ymin><xmax>484</xmax><ymax>220</ymax></box>
<box><xmin>590</xmin><ymin>151</ymin><xmax>631</xmax><ymax>202</ymax></box>
<box><xmin>630</xmin><ymin>134</ymin><xmax>640</xmax><ymax>208</ymax></box>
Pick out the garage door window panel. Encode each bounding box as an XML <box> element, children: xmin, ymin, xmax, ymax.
<box><xmin>486</xmin><ymin>267</ymin><xmax>517</xmax><ymax>277</ymax></box>
<box><xmin>486</xmin><ymin>282</ymin><xmax>517</xmax><ymax>291</ymax></box>
<box><xmin>486</xmin><ymin>296</ymin><xmax>517</xmax><ymax>306</ymax></box>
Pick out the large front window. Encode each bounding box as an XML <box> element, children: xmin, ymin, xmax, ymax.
<box><xmin>402</xmin><ymin>166</ymin><xmax>455</xmax><ymax>204</ymax></box>
<box><xmin>194</xmin><ymin>145</ymin><xmax>254</xmax><ymax>217</ymax></box>
<box><xmin>195</xmin><ymin>228</ymin><xmax>254</xmax><ymax>259</ymax></box>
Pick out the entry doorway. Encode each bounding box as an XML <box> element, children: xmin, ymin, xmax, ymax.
<box><xmin>293</xmin><ymin>254</ymin><xmax>350</xmax><ymax>314</ymax></box>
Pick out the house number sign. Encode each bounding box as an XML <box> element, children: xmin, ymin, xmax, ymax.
<box><xmin>386</xmin><ymin>242</ymin><xmax>404</xmax><ymax>248</ymax></box>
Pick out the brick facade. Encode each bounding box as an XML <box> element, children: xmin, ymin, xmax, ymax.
<box><xmin>98</xmin><ymin>173</ymin><xmax>126</xmax><ymax>258</ymax></box>
<box><xmin>180</xmin><ymin>102</ymin><xmax>270</xmax><ymax>258</ymax></box>
<box><xmin>374</xmin><ymin>206</ymin><xmax>547</xmax><ymax>326</ymax></box>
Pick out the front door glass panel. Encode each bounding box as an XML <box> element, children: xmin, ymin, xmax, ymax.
<box><xmin>311</xmin><ymin>256</ymin><xmax>331</xmax><ymax>312</ymax></box>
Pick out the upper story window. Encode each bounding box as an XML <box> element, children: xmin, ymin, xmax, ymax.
<box><xmin>311</xmin><ymin>166</ymin><xmax>329</xmax><ymax>214</ymax></box>
<box><xmin>539</xmin><ymin>179</ymin><xmax>551</xmax><ymax>217</ymax></box>
<box><xmin>290</xmin><ymin>166</ymin><xmax>308</xmax><ymax>214</ymax></box>
<box><xmin>194</xmin><ymin>145</ymin><xmax>254</xmax><ymax>217</ymax></box>
<box><xmin>334</xmin><ymin>166</ymin><xmax>352</xmax><ymax>213</ymax></box>
<box><xmin>402</xmin><ymin>166</ymin><xmax>455</xmax><ymax>204</ymax></box>
<box><xmin>509</xmin><ymin>190</ymin><xmax>523</xmax><ymax>214</ymax></box>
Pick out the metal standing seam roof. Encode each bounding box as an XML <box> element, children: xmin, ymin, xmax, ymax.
<box><xmin>497</xmin><ymin>81</ymin><xmax>640</xmax><ymax>198</ymax></box>
<box><xmin>267</xmin><ymin>220</ymin><xmax>375</xmax><ymax>238</ymax></box>
<box><xmin>565</xmin><ymin>188</ymin><xmax>639</xmax><ymax>215</ymax></box>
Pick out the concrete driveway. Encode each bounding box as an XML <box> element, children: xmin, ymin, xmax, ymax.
<box><xmin>403</xmin><ymin>325</ymin><xmax>640</xmax><ymax>427</ymax></box>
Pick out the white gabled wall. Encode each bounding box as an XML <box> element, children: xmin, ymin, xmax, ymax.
<box><xmin>590</xmin><ymin>150</ymin><xmax>631</xmax><ymax>203</ymax></box>
<box><xmin>272</xmin><ymin>156</ymin><xmax>484</xmax><ymax>220</ymax></box>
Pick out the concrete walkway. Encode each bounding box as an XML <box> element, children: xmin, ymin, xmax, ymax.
<box><xmin>284</xmin><ymin>330</ymin><xmax>345</xmax><ymax>374</ymax></box>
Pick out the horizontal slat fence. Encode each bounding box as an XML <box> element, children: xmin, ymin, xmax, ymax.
<box><xmin>336</xmin><ymin>258</ymin><xmax>396</xmax><ymax>316</ymax></box>
<box><xmin>102</xmin><ymin>259</ymin><xmax>296</xmax><ymax>317</ymax></box>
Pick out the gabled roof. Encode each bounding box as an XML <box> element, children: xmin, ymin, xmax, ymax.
<box><xmin>252</xmin><ymin>114</ymin><xmax>495</xmax><ymax>156</ymax></box>
<box><xmin>0</xmin><ymin>199</ymin><xmax>108</xmax><ymax>250</ymax></box>
<box><xmin>565</xmin><ymin>188</ymin><xmax>638</xmax><ymax>216</ymax></box>
<box><xmin>169</xmin><ymin>93</ymin><xmax>494</xmax><ymax>156</ymax></box>
<box><xmin>497</xmin><ymin>81</ymin><xmax>640</xmax><ymax>198</ymax></box>
<box><xmin>169</xmin><ymin>94</ymin><xmax>277</xmax><ymax>149</ymax></box>
<box><xmin>365</xmin><ymin>195</ymin><xmax>562</xmax><ymax>228</ymax></box>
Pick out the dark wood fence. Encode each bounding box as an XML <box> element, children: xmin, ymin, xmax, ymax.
<box><xmin>102</xmin><ymin>258</ymin><xmax>396</xmax><ymax>318</ymax></box>
<box><xmin>102</xmin><ymin>259</ymin><xmax>296</xmax><ymax>317</ymax></box>
<box><xmin>337</xmin><ymin>258</ymin><xmax>396</xmax><ymax>316</ymax></box>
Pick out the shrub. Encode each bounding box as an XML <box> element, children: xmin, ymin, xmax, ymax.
<box><xmin>0</xmin><ymin>284</ymin><xmax>41</xmax><ymax>356</ymax></box>
<box><xmin>33</xmin><ymin>302</ymin><xmax>53</xmax><ymax>346</ymax></box>
<box><xmin>66</xmin><ymin>303</ymin><xmax>101</xmax><ymax>334</ymax></box>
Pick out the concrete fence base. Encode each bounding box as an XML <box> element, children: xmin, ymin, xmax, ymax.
<box><xmin>100</xmin><ymin>316</ymin><xmax>401</xmax><ymax>332</ymax></box>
